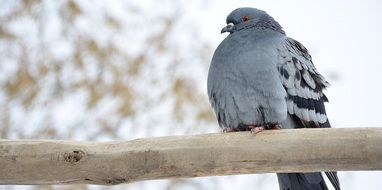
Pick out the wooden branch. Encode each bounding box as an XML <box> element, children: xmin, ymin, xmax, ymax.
<box><xmin>1</xmin><ymin>127</ymin><xmax>381</xmax><ymax>185</ymax></box>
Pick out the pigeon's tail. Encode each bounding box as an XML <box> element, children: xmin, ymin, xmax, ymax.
<box><xmin>277</xmin><ymin>173</ymin><xmax>329</xmax><ymax>190</ymax></box>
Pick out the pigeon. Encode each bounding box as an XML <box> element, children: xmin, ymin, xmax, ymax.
<box><xmin>207</xmin><ymin>7</ymin><xmax>340</xmax><ymax>190</ymax></box>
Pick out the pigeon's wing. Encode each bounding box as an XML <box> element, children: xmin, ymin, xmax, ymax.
<box><xmin>278</xmin><ymin>37</ymin><xmax>330</xmax><ymax>128</ymax></box>
<box><xmin>278</xmin><ymin>37</ymin><xmax>340</xmax><ymax>190</ymax></box>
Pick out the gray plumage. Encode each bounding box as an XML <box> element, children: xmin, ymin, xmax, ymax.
<box><xmin>207</xmin><ymin>7</ymin><xmax>340</xmax><ymax>190</ymax></box>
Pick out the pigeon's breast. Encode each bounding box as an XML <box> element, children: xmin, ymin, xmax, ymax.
<box><xmin>207</xmin><ymin>31</ymin><xmax>287</xmax><ymax>129</ymax></box>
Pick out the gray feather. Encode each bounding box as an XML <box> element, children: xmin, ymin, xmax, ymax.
<box><xmin>208</xmin><ymin>28</ymin><xmax>288</xmax><ymax>130</ymax></box>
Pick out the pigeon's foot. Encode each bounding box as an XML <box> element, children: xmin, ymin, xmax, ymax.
<box><xmin>249</xmin><ymin>125</ymin><xmax>265</xmax><ymax>134</ymax></box>
<box><xmin>262</xmin><ymin>123</ymin><xmax>282</xmax><ymax>130</ymax></box>
<box><xmin>270</xmin><ymin>123</ymin><xmax>282</xmax><ymax>130</ymax></box>
<box><xmin>249</xmin><ymin>123</ymin><xmax>281</xmax><ymax>134</ymax></box>
<box><xmin>223</xmin><ymin>128</ymin><xmax>238</xmax><ymax>133</ymax></box>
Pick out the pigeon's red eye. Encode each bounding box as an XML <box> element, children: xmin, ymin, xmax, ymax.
<box><xmin>242</xmin><ymin>16</ymin><xmax>249</xmax><ymax>22</ymax></box>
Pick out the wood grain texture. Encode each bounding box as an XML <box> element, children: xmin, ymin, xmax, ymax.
<box><xmin>1</xmin><ymin>127</ymin><xmax>382</xmax><ymax>185</ymax></box>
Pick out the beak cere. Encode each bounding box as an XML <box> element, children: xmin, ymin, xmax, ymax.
<box><xmin>221</xmin><ymin>23</ymin><xmax>234</xmax><ymax>34</ymax></box>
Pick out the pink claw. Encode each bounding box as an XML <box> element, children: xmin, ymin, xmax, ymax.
<box><xmin>250</xmin><ymin>126</ymin><xmax>265</xmax><ymax>134</ymax></box>
<box><xmin>272</xmin><ymin>124</ymin><xmax>282</xmax><ymax>130</ymax></box>
<box><xmin>223</xmin><ymin>128</ymin><xmax>237</xmax><ymax>133</ymax></box>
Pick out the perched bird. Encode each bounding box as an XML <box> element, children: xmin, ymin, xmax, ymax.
<box><xmin>207</xmin><ymin>7</ymin><xmax>340</xmax><ymax>190</ymax></box>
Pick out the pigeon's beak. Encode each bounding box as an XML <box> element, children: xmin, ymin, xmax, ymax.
<box><xmin>221</xmin><ymin>23</ymin><xmax>234</xmax><ymax>34</ymax></box>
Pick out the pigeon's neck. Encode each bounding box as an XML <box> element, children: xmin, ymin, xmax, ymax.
<box><xmin>253</xmin><ymin>17</ymin><xmax>285</xmax><ymax>35</ymax></box>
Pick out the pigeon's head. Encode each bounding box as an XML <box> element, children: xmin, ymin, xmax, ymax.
<box><xmin>221</xmin><ymin>7</ymin><xmax>284</xmax><ymax>34</ymax></box>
